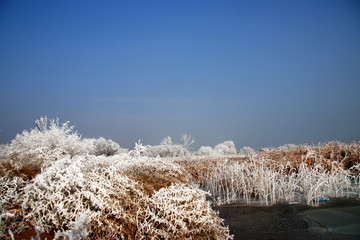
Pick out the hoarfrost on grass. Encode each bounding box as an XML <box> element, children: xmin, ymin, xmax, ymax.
<box><xmin>1</xmin><ymin>116</ymin><xmax>359</xmax><ymax>239</ymax></box>
<box><xmin>200</xmin><ymin>157</ymin><xmax>359</xmax><ymax>206</ymax></box>
<box><xmin>137</xmin><ymin>183</ymin><xmax>233</xmax><ymax>240</ymax></box>
<box><xmin>18</xmin><ymin>153</ymin><xmax>229</xmax><ymax>239</ymax></box>
<box><xmin>22</xmin><ymin>155</ymin><xmax>145</xmax><ymax>238</ymax></box>
<box><xmin>138</xmin><ymin>135</ymin><xmax>195</xmax><ymax>158</ymax></box>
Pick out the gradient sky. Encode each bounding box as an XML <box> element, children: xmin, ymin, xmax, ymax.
<box><xmin>1</xmin><ymin>0</ymin><xmax>360</xmax><ymax>150</ymax></box>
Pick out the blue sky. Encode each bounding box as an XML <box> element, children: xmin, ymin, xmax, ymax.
<box><xmin>1</xmin><ymin>0</ymin><xmax>360</xmax><ymax>150</ymax></box>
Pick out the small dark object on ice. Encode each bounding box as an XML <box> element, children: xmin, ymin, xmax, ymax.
<box><xmin>315</xmin><ymin>197</ymin><xmax>329</xmax><ymax>203</ymax></box>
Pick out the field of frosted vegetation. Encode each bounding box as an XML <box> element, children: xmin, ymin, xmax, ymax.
<box><xmin>1</xmin><ymin>117</ymin><xmax>359</xmax><ymax>239</ymax></box>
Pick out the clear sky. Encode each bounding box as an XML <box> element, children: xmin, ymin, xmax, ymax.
<box><xmin>1</xmin><ymin>0</ymin><xmax>360</xmax><ymax>150</ymax></box>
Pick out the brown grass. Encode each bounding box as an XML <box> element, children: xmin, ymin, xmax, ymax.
<box><xmin>1</xmin><ymin>141</ymin><xmax>358</xmax><ymax>239</ymax></box>
<box><xmin>176</xmin><ymin>141</ymin><xmax>360</xmax><ymax>183</ymax></box>
<box><xmin>0</xmin><ymin>153</ymin><xmax>42</xmax><ymax>181</ymax></box>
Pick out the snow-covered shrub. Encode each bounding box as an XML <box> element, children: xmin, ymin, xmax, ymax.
<box><xmin>144</xmin><ymin>144</ymin><xmax>189</xmax><ymax>157</ymax></box>
<box><xmin>239</xmin><ymin>146</ymin><xmax>256</xmax><ymax>156</ymax></box>
<box><xmin>82</xmin><ymin>137</ymin><xmax>124</xmax><ymax>156</ymax></box>
<box><xmin>129</xmin><ymin>140</ymin><xmax>148</xmax><ymax>157</ymax></box>
<box><xmin>137</xmin><ymin>183</ymin><xmax>233</xmax><ymax>240</ymax></box>
<box><xmin>20</xmin><ymin>155</ymin><xmax>232</xmax><ymax>239</ymax></box>
<box><xmin>196</xmin><ymin>141</ymin><xmax>238</xmax><ymax>156</ymax></box>
<box><xmin>197</xmin><ymin>146</ymin><xmax>213</xmax><ymax>156</ymax></box>
<box><xmin>1</xmin><ymin>117</ymin><xmax>82</xmax><ymax>177</ymax></box>
<box><xmin>7</xmin><ymin>116</ymin><xmax>126</xmax><ymax>159</ymax></box>
<box><xmin>213</xmin><ymin>141</ymin><xmax>237</xmax><ymax>155</ymax></box>
<box><xmin>142</xmin><ymin>136</ymin><xmax>191</xmax><ymax>157</ymax></box>
<box><xmin>22</xmin><ymin>156</ymin><xmax>145</xmax><ymax>238</ymax></box>
<box><xmin>1</xmin><ymin>117</ymin><xmax>126</xmax><ymax>182</ymax></box>
<box><xmin>10</xmin><ymin>117</ymin><xmax>82</xmax><ymax>158</ymax></box>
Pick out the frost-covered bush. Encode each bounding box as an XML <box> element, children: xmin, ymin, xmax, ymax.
<box><xmin>1</xmin><ymin>117</ymin><xmax>83</xmax><ymax>179</ymax></box>
<box><xmin>82</xmin><ymin>137</ymin><xmax>125</xmax><ymax>156</ymax></box>
<box><xmin>196</xmin><ymin>141</ymin><xmax>237</xmax><ymax>156</ymax></box>
<box><xmin>22</xmin><ymin>155</ymin><xmax>145</xmax><ymax>238</ymax></box>
<box><xmin>20</xmin><ymin>154</ymin><xmax>231</xmax><ymax>239</ymax></box>
<box><xmin>238</xmin><ymin>146</ymin><xmax>256</xmax><ymax>156</ymax></box>
<box><xmin>2</xmin><ymin>117</ymin><xmax>81</xmax><ymax>173</ymax></box>
<box><xmin>197</xmin><ymin>146</ymin><xmax>213</xmax><ymax>156</ymax></box>
<box><xmin>141</xmin><ymin>135</ymin><xmax>193</xmax><ymax>157</ymax></box>
<box><xmin>213</xmin><ymin>141</ymin><xmax>237</xmax><ymax>155</ymax></box>
<box><xmin>9</xmin><ymin>117</ymin><xmax>82</xmax><ymax>158</ymax></box>
<box><xmin>144</xmin><ymin>144</ymin><xmax>189</xmax><ymax>157</ymax></box>
<box><xmin>0</xmin><ymin>117</ymin><xmax>125</xmax><ymax>181</ymax></box>
<box><xmin>6</xmin><ymin>116</ymin><xmax>125</xmax><ymax>160</ymax></box>
<box><xmin>137</xmin><ymin>183</ymin><xmax>233</xmax><ymax>240</ymax></box>
<box><xmin>92</xmin><ymin>137</ymin><xmax>124</xmax><ymax>156</ymax></box>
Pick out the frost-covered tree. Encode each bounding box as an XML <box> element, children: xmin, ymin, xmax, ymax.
<box><xmin>180</xmin><ymin>134</ymin><xmax>195</xmax><ymax>149</ymax></box>
<box><xmin>213</xmin><ymin>141</ymin><xmax>237</xmax><ymax>155</ymax></box>
<box><xmin>197</xmin><ymin>146</ymin><xmax>213</xmax><ymax>156</ymax></box>
<box><xmin>141</xmin><ymin>135</ymin><xmax>191</xmax><ymax>157</ymax></box>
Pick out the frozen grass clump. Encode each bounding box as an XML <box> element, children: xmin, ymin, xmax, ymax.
<box><xmin>137</xmin><ymin>183</ymin><xmax>233</xmax><ymax>240</ymax></box>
